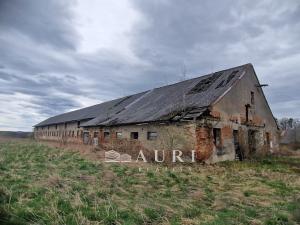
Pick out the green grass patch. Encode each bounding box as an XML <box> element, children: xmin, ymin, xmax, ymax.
<box><xmin>0</xmin><ymin>141</ymin><xmax>300</xmax><ymax>225</ymax></box>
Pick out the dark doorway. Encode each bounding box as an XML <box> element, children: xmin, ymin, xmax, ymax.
<box><xmin>248</xmin><ymin>130</ymin><xmax>257</xmax><ymax>154</ymax></box>
<box><xmin>213</xmin><ymin>128</ymin><xmax>223</xmax><ymax>155</ymax></box>
<box><xmin>233</xmin><ymin>130</ymin><xmax>243</xmax><ymax>161</ymax></box>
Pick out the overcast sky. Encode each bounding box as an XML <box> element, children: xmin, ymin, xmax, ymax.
<box><xmin>0</xmin><ymin>0</ymin><xmax>299</xmax><ymax>131</ymax></box>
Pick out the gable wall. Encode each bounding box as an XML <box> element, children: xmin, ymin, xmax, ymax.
<box><xmin>212</xmin><ymin>66</ymin><xmax>277</xmax><ymax>130</ymax></box>
<box><xmin>210</xmin><ymin>65</ymin><xmax>279</xmax><ymax>156</ymax></box>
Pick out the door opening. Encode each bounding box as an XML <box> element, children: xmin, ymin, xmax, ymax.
<box><xmin>233</xmin><ymin>130</ymin><xmax>243</xmax><ymax>161</ymax></box>
<box><xmin>248</xmin><ymin>130</ymin><xmax>257</xmax><ymax>154</ymax></box>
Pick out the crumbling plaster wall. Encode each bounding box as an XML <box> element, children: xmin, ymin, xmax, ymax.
<box><xmin>34</xmin><ymin>121</ymin><xmax>197</xmax><ymax>159</ymax></box>
<box><xmin>85</xmin><ymin>123</ymin><xmax>197</xmax><ymax>153</ymax></box>
<box><xmin>34</xmin><ymin>121</ymin><xmax>83</xmax><ymax>144</ymax></box>
<box><xmin>195</xmin><ymin>120</ymin><xmax>237</xmax><ymax>163</ymax></box>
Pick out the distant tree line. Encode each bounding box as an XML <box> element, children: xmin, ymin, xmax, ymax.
<box><xmin>278</xmin><ymin>118</ymin><xmax>300</xmax><ymax>130</ymax></box>
<box><xmin>278</xmin><ymin>118</ymin><xmax>300</xmax><ymax>145</ymax></box>
<box><xmin>0</xmin><ymin>131</ymin><xmax>33</xmax><ymax>139</ymax></box>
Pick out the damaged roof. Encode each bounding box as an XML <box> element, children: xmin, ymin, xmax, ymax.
<box><xmin>35</xmin><ymin>64</ymin><xmax>251</xmax><ymax>127</ymax></box>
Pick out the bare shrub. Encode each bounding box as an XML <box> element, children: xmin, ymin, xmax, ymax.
<box><xmin>156</xmin><ymin>125</ymin><xmax>195</xmax><ymax>164</ymax></box>
<box><xmin>272</xmin><ymin>145</ymin><xmax>300</xmax><ymax>157</ymax></box>
<box><xmin>98</xmin><ymin>124</ymin><xmax>195</xmax><ymax>163</ymax></box>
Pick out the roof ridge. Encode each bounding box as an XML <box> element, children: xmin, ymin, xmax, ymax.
<box><xmin>150</xmin><ymin>63</ymin><xmax>251</xmax><ymax>91</ymax></box>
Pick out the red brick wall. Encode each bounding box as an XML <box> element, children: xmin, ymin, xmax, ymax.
<box><xmin>195</xmin><ymin>126</ymin><xmax>214</xmax><ymax>161</ymax></box>
<box><xmin>221</xmin><ymin>125</ymin><xmax>232</xmax><ymax>140</ymax></box>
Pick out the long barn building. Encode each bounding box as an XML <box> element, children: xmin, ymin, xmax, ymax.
<box><xmin>34</xmin><ymin>64</ymin><xmax>279</xmax><ymax>163</ymax></box>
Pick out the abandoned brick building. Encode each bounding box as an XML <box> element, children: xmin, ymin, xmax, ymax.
<box><xmin>34</xmin><ymin>63</ymin><xmax>279</xmax><ymax>163</ymax></box>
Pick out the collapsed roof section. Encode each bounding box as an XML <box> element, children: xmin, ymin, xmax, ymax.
<box><xmin>35</xmin><ymin>64</ymin><xmax>251</xmax><ymax>127</ymax></box>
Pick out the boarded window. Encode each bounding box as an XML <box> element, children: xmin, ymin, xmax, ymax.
<box><xmin>116</xmin><ymin>132</ymin><xmax>122</xmax><ymax>139</ymax></box>
<box><xmin>130</xmin><ymin>132</ymin><xmax>139</xmax><ymax>140</ymax></box>
<box><xmin>94</xmin><ymin>132</ymin><xmax>98</xmax><ymax>138</ymax></box>
<box><xmin>147</xmin><ymin>132</ymin><xmax>158</xmax><ymax>140</ymax></box>
<box><xmin>188</xmin><ymin>72</ymin><xmax>223</xmax><ymax>94</ymax></box>
<box><xmin>104</xmin><ymin>132</ymin><xmax>110</xmax><ymax>140</ymax></box>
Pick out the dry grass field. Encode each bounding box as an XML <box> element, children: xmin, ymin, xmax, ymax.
<box><xmin>0</xmin><ymin>139</ymin><xmax>300</xmax><ymax>225</ymax></box>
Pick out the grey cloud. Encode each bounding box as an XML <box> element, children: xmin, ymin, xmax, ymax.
<box><xmin>0</xmin><ymin>0</ymin><xmax>300</xmax><ymax>131</ymax></box>
<box><xmin>0</xmin><ymin>70</ymin><xmax>83</xmax><ymax>121</ymax></box>
<box><xmin>0</xmin><ymin>71</ymin><xmax>83</xmax><ymax>96</ymax></box>
<box><xmin>129</xmin><ymin>0</ymin><xmax>300</xmax><ymax>118</ymax></box>
<box><xmin>131</xmin><ymin>0</ymin><xmax>300</xmax><ymax>67</ymax></box>
<box><xmin>31</xmin><ymin>95</ymin><xmax>80</xmax><ymax>117</ymax></box>
<box><xmin>0</xmin><ymin>0</ymin><xmax>78</xmax><ymax>49</ymax></box>
<box><xmin>0</xmin><ymin>30</ymin><xmax>78</xmax><ymax>75</ymax></box>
